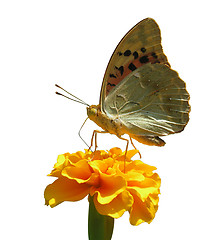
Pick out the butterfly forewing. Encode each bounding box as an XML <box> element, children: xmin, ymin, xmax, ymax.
<box><xmin>104</xmin><ymin>63</ymin><xmax>190</xmax><ymax>137</ymax></box>
<box><xmin>100</xmin><ymin>18</ymin><xmax>170</xmax><ymax>109</ymax></box>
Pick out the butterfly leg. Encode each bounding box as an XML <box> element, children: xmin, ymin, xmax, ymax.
<box><xmin>88</xmin><ymin>131</ymin><xmax>95</xmax><ymax>151</ymax></box>
<box><xmin>89</xmin><ymin>130</ymin><xmax>108</xmax><ymax>152</ymax></box>
<box><xmin>78</xmin><ymin>117</ymin><xmax>90</xmax><ymax>149</ymax></box>
<box><xmin>117</xmin><ymin>136</ymin><xmax>129</xmax><ymax>172</ymax></box>
<box><xmin>129</xmin><ymin>136</ymin><xmax>141</xmax><ymax>158</ymax></box>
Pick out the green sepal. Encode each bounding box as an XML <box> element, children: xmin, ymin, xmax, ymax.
<box><xmin>88</xmin><ymin>195</ymin><xmax>114</xmax><ymax>240</ymax></box>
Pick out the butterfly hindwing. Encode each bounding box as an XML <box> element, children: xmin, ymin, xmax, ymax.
<box><xmin>100</xmin><ymin>18</ymin><xmax>170</xmax><ymax>108</ymax></box>
<box><xmin>103</xmin><ymin>63</ymin><xmax>190</xmax><ymax>137</ymax></box>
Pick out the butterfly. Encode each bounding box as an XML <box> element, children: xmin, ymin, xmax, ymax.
<box><xmin>86</xmin><ymin>17</ymin><xmax>190</xmax><ymax>150</ymax></box>
<box><xmin>56</xmin><ymin>18</ymin><xmax>190</xmax><ymax>152</ymax></box>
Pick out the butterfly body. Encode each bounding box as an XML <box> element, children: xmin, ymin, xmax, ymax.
<box><xmin>87</xmin><ymin>104</ymin><xmax>124</xmax><ymax>137</ymax></box>
<box><xmin>87</xmin><ymin>103</ymin><xmax>166</xmax><ymax>146</ymax></box>
<box><xmin>87</xmin><ymin>18</ymin><xmax>190</xmax><ymax>148</ymax></box>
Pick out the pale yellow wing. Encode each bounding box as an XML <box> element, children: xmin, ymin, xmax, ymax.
<box><xmin>103</xmin><ymin>63</ymin><xmax>190</xmax><ymax>137</ymax></box>
<box><xmin>100</xmin><ymin>18</ymin><xmax>169</xmax><ymax>109</ymax></box>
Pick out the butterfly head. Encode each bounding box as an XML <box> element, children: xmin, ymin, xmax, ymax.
<box><xmin>87</xmin><ymin>105</ymin><xmax>100</xmax><ymax>121</ymax></box>
<box><xmin>87</xmin><ymin>104</ymin><xmax>111</xmax><ymax>132</ymax></box>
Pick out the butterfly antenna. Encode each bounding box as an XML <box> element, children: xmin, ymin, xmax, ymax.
<box><xmin>55</xmin><ymin>84</ymin><xmax>90</xmax><ymax>106</ymax></box>
<box><xmin>55</xmin><ymin>92</ymin><xmax>89</xmax><ymax>106</ymax></box>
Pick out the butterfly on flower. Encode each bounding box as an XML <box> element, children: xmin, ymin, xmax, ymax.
<box><xmin>56</xmin><ymin>18</ymin><xmax>190</xmax><ymax>152</ymax></box>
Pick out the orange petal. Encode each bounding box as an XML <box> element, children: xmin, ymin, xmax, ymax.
<box><xmin>48</xmin><ymin>154</ymin><xmax>70</xmax><ymax>177</ymax></box>
<box><xmin>44</xmin><ymin>177</ymin><xmax>90</xmax><ymax>208</ymax></box>
<box><xmin>125</xmin><ymin>171</ymin><xmax>145</xmax><ymax>182</ymax></box>
<box><xmin>129</xmin><ymin>193</ymin><xmax>158</xmax><ymax>226</ymax></box>
<box><xmin>127</xmin><ymin>176</ymin><xmax>160</xmax><ymax>202</ymax></box>
<box><xmin>126</xmin><ymin>160</ymin><xmax>157</xmax><ymax>173</ymax></box>
<box><xmin>124</xmin><ymin>149</ymin><xmax>139</xmax><ymax>160</ymax></box>
<box><xmin>90</xmin><ymin>173</ymin><xmax>126</xmax><ymax>204</ymax></box>
<box><xmin>89</xmin><ymin>158</ymin><xmax>115</xmax><ymax>173</ymax></box>
<box><xmin>68</xmin><ymin>151</ymin><xmax>86</xmax><ymax>163</ymax></box>
<box><xmin>89</xmin><ymin>160</ymin><xmax>109</xmax><ymax>173</ymax></box>
<box><xmin>109</xmin><ymin>147</ymin><xmax>122</xmax><ymax>156</ymax></box>
<box><xmin>62</xmin><ymin>160</ymin><xmax>92</xmax><ymax>182</ymax></box>
<box><xmin>93</xmin><ymin>191</ymin><xmax>133</xmax><ymax>218</ymax></box>
<box><xmin>48</xmin><ymin>152</ymin><xmax>87</xmax><ymax>177</ymax></box>
<box><xmin>113</xmin><ymin>149</ymin><xmax>138</xmax><ymax>162</ymax></box>
<box><xmin>91</xmin><ymin>150</ymin><xmax>109</xmax><ymax>160</ymax></box>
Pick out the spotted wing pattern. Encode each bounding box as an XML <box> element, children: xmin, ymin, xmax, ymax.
<box><xmin>100</xmin><ymin>18</ymin><xmax>170</xmax><ymax>109</ymax></box>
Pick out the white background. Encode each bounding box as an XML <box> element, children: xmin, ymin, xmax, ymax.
<box><xmin>1</xmin><ymin>1</ymin><xmax>210</xmax><ymax>239</ymax></box>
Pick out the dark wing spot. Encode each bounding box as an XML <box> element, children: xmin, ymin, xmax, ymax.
<box><xmin>133</xmin><ymin>51</ymin><xmax>138</xmax><ymax>59</ymax></box>
<box><xmin>107</xmin><ymin>82</ymin><xmax>116</xmax><ymax>87</ymax></box>
<box><xmin>118</xmin><ymin>52</ymin><xmax>123</xmax><ymax>56</ymax></box>
<box><xmin>128</xmin><ymin>63</ymin><xmax>137</xmax><ymax>71</ymax></box>
<box><xmin>115</xmin><ymin>66</ymin><xmax>124</xmax><ymax>76</ymax></box>
<box><xmin>109</xmin><ymin>74</ymin><xmax>117</xmax><ymax>78</ymax></box>
<box><xmin>151</xmin><ymin>52</ymin><xmax>158</xmax><ymax>59</ymax></box>
<box><xmin>124</xmin><ymin>50</ymin><xmax>131</xmax><ymax>56</ymax></box>
<box><xmin>141</xmin><ymin>47</ymin><xmax>146</xmax><ymax>53</ymax></box>
<box><xmin>139</xmin><ymin>56</ymin><xmax>149</xmax><ymax>63</ymax></box>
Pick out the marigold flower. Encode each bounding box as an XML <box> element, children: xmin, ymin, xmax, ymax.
<box><xmin>44</xmin><ymin>147</ymin><xmax>161</xmax><ymax>226</ymax></box>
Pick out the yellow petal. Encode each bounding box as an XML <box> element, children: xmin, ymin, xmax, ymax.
<box><xmin>125</xmin><ymin>171</ymin><xmax>145</xmax><ymax>182</ymax></box>
<box><xmin>128</xmin><ymin>173</ymin><xmax>160</xmax><ymax>189</ymax></box>
<box><xmin>44</xmin><ymin>177</ymin><xmax>90</xmax><ymax>208</ymax></box>
<box><xmin>93</xmin><ymin>190</ymin><xmax>133</xmax><ymax>218</ymax></box>
<box><xmin>128</xmin><ymin>185</ymin><xmax>159</xmax><ymax>202</ymax></box>
<box><xmin>127</xmin><ymin>173</ymin><xmax>160</xmax><ymax>201</ymax></box>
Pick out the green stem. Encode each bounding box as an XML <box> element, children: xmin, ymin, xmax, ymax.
<box><xmin>88</xmin><ymin>195</ymin><xmax>114</xmax><ymax>240</ymax></box>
